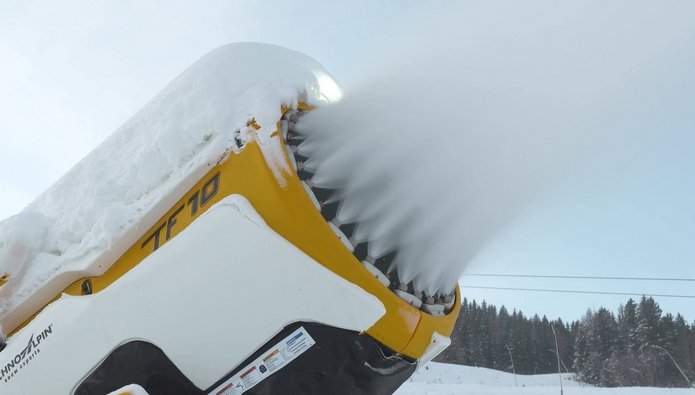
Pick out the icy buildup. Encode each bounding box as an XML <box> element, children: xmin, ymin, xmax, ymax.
<box><xmin>0</xmin><ymin>43</ymin><xmax>339</xmax><ymax>316</ymax></box>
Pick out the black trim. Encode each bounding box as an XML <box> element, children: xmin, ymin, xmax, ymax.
<box><xmin>75</xmin><ymin>323</ymin><xmax>416</xmax><ymax>395</ymax></box>
<box><xmin>74</xmin><ymin>341</ymin><xmax>199</xmax><ymax>395</ymax></box>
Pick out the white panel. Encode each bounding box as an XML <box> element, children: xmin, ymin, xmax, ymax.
<box><xmin>0</xmin><ymin>195</ymin><xmax>385</xmax><ymax>394</ymax></box>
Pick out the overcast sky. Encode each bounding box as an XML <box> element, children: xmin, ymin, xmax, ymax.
<box><xmin>1</xmin><ymin>0</ymin><xmax>694</xmax><ymax>322</ymax></box>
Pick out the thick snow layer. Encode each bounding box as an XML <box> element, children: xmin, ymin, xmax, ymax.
<box><xmin>0</xmin><ymin>43</ymin><xmax>339</xmax><ymax>317</ymax></box>
<box><xmin>397</xmin><ymin>362</ymin><xmax>692</xmax><ymax>394</ymax></box>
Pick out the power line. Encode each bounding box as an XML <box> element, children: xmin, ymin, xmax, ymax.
<box><xmin>462</xmin><ymin>273</ymin><xmax>695</xmax><ymax>282</ymax></box>
<box><xmin>462</xmin><ymin>285</ymin><xmax>695</xmax><ymax>299</ymax></box>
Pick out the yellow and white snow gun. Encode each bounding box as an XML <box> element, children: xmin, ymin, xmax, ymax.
<box><xmin>0</xmin><ymin>44</ymin><xmax>459</xmax><ymax>395</ymax></box>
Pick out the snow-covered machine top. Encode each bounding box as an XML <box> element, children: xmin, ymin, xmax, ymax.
<box><xmin>0</xmin><ymin>43</ymin><xmax>340</xmax><ymax>330</ymax></box>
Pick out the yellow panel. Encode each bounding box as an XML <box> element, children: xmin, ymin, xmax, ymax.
<box><xmin>13</xmin><ymin>106</ymin><xmax>460</xmax><ymax>359</ymax></box>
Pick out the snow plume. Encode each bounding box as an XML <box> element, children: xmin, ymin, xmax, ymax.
<box><xmin>295</xmin><ymin>1</ymin><xmax>695</xmax><ymax>296</ymax></box>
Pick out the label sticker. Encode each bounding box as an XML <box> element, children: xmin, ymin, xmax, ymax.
<box><xmin>210</xmin><ymin>327</ymin><xmax>316</xmax><ymax>395</ymax></box>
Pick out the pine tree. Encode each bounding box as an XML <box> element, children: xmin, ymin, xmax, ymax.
<box><xmin>608</xmin><ymin>300</ymin><xmax>641</xmax><ymax>386</ymax></box>
<box><xmin>636</xmin><ymin>296</ymin><xmax>662</xmax><ymax>347</ymax></box>
<box><xmin>589</xmin><ymin>308</ymin><xmax>618</xmax><ymax>386</ymax></box>
<box><xmin>618</xmin><ymin>299</ymin><xmax>638</xmax><ymax>351</ymax></box>
<box><xmin>573</xmin><ymin>309</ymin><xmax>593</xmax><ymax>383</ymax></box>
<box><xmin>493</xmin><ymin>306</ymin><xmax>511</xmax><ymax>372</ymax></box>
<box><xmin>671</xmin><ymin>314</ymin><xmax>694</xmax><ymax>385</ymax></box>
<box><xmin>636</xmin><ymin>297</ymin><xmax>663</xmax><ymax>386</ymax></box>
<box><xmin>550</xmin><ymin>319</ymin><xmax>574</xmax><ymax>373</ymax></box>
<box><xmin>606</xmin><ymin>299</ymin><xmax>634</xmax><ymax>385</ymax></box>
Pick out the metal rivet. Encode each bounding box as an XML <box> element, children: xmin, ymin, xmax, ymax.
<box><xmin>81</xmin><ymin>279</ymin><xmax>93</xmax><ymax>295</ymax></box>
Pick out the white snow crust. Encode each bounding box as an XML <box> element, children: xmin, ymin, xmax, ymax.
<box><xmin>0</xmin><ymin>43</ymin><xmax>339</xmax><ymax>317</ymax></box>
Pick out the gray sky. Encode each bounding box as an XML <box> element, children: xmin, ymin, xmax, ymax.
<box><xmin>1</xmin><ymin>0</ymin><xmax>694</xmax><ymax>322</ymax></box>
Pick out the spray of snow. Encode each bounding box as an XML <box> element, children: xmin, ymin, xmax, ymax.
<box><xmin>0</xmin><ymin>43</ymin><xmax>339</xmax><ymax>315</ymax></box>
<box><xmin>296</xmin><ymin>0</ymin><xmax>695</xmax><ymax>296</ymax></box>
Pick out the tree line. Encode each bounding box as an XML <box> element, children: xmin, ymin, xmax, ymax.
<box><xmin>435</xmin><ymin>297</ymin><xmax>695</xmax><ymax>387</ymax></box>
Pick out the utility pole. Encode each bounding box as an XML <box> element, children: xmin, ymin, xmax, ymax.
<box><xmin>551</xmin><ymin>324</ymin><xmax>564</xmax><ymax>395</ymax></box>
<box><xmin>651</xmin><ymin>345</ymin><xmax>694</xmax><ymax>388</ymax></box>
<box><xmin>505</xmin><ymin>343</ymin><xmax>518</xmax><ymax>387</ymax></box>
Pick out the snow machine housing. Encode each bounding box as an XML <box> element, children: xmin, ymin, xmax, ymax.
<box><xmin>0</xmin><ymin>45</ymin><xmax>459</xmax><ymax>395</ymax></box>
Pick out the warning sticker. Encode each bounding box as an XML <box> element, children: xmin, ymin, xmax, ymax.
<box><xmin>210</xmin><ymin>327</ymin><xmax>316</xmax><ymax>395</ymax></box>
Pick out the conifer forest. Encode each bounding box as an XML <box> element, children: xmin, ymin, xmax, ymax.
<box><xmin>437</xmin><ymin>297</ymin><xmax>695</xmax><ymax>388</ymax></box>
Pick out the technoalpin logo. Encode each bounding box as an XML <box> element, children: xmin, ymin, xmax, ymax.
<box><xmin>0</xmin><ymin>324</ymin><xmax>53</xmax><ymax>383</ymax></box>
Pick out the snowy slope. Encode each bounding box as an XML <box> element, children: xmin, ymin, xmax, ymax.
<box><xmin>99</xmin><ymin>363</ymin><xmax>695</xmax><ymax>394</ymax></box>
<box><xmin>0</xmin><ymin>43</ymin><xmax>339</xmax><ymax>327</ymax></box>
<box><xmin>397</xmin><ymin>363</ymin><xmax>692</xmax><ymax>394</ymax></box>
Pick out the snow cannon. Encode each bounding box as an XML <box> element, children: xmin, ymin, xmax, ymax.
<box><xmin>0</xmin><ymin>43</ymin><xmax>460</xmax><ymax>394</ymax></box>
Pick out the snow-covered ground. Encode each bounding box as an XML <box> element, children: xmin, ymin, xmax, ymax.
<box><xmin>397</xmin><ymin>363</ymin><xmax>693</xmax><ymax>394</ymax></box>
